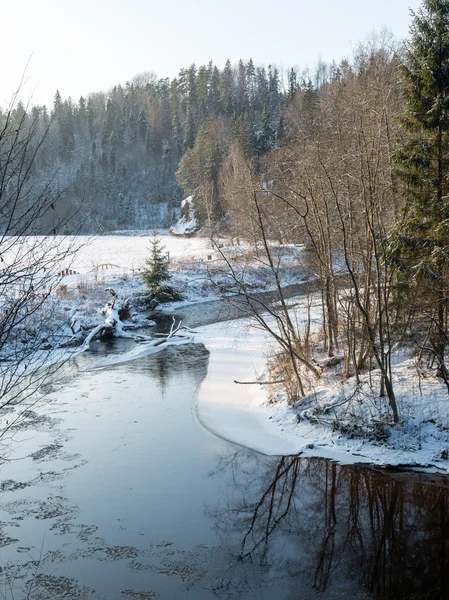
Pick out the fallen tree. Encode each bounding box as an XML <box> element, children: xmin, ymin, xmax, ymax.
<box><xmin>60</xmin><ymin>289</ymin><xmax>195</xmax><ymax>361</ymax></box>
<box><xmin>80</xmin><ymin>288</ymin><xmax>134</xmax><ymax>349</ymax></box>
<box><xmin>59</xmin><ymin>288</ymin><xmax>135</xmax><ymax>349</ymax></box>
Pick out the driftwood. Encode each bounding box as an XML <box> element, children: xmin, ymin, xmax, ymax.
<box><xmin>90</xmin><ymin>317</ymin><xmax>195</xmax><ymax>369</ymax></box>
<box><xmin>59</xmin><ymin>331</ymin><xmax>85</xmax><ymax>348</ymax></box>
<box><xmin>60</xmin><ymin>288</ymin><xmax>135</xmax><ymax>349</ymax></box>
<box><xmin>142</xmin><ymin>317</ymin><xmax>184</xmax><ymax>350</ymax></box>
<box><xmin>58</xmin><ymin>286</ymin><xmax>195</xmax><ymax>362</ymax></box>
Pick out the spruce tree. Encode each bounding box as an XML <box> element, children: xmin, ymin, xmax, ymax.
<box><xmin>219</xmin><ymin>59</ymin><xmax>234</xmax><ymax>116</ymax></box>
<box><xmin>184</xmin><ymin>101</ymin><xmax>195</xmax><ymax>150</ymax></box>
<box><xmin>254</xmin><ymin>104</ymin><xmax>275</xmax><ymax>156</ymax></box>
<box><xmin>142</xmin><ymin>238</ymin><xmax>184</xmax><ymax>309</ymax></box>
<box><xmin>392</xmin><ymin>0</ymin><xmax>449</xmax><ymax>353</ymax></box>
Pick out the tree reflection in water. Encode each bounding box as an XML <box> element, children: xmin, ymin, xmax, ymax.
<box><xmin>212</xmin><ymin>455</ymin><xmax>449</xmax><ymax>600</ymax></box>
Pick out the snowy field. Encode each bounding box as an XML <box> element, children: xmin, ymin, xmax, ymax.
<box><xmin>24</xmin><ymin>231</ymin><xmax>309</xmax><ymax>354</ymax></box>
<box><xmin>51</xmin><ymin>231</ymin><xmax>309</xmax><ymax>310</ymax></box>
<box><xmin>59</xmin><ymin>232</ymin><xmax>215</xmax><ymax>306</ymax></box>
<box><xmin>0</xmin><ymin>230</ymin><xmax>309</xmax><ymax>403</ymax></box>
<box><xmin>67</xmin><ymin>231</ymin><xmax>211</xmax><ymax>272</ymax></box>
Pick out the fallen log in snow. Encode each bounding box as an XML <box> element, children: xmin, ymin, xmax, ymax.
<box><xmin>60</xmin><ymin>288</ymin><xmax>136</xmax><ymax>349</ymax></box>
<box><xmin>91</xmin><ymin>317</ymin><xmax>196</xmax><ymax>369</ymax></box>
<box><xmin>59</xmin><ymin>291</ymin><xmax>196</xmax><ymax>365</ymax></box>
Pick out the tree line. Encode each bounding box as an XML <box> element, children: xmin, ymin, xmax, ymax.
<box><xmin>0</xmin><ymin>59</ymin><xmax>293</xmax><ymax>232</ymax></box>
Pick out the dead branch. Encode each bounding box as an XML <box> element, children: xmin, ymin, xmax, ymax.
<box><xmin>234</xmin><ymin>379</ymin><xmax>286</xmax><ymax>385</ymax></box>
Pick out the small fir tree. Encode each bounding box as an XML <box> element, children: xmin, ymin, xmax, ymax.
<box><xmin>142</xmin><ymin>238</ymin><xmax>184</xmax><ymax>309</ymax></box>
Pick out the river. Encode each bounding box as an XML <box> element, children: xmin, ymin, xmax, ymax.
<box><xmin>0</xmin><ymin>303</ymin><xmax>448</xmax><ymax>600</ymax></box>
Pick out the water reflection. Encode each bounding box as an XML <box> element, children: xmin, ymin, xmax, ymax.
<box><xmin>211</xmin><ymin>454</ymin><xmax>449</xmax><ymax>600</ymax></box>
<box><xmin>2</xmin><ymin>331</ymin><xmax>449</xmax><ymax>600</ymax></box>
<box><xmin>116</xmin><ymin>343</ymin><xmax>210</xmax><ymax>394</ymax></box>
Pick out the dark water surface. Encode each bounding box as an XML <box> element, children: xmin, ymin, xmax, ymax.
<box><xmin>1</xmin><ymin>320</ymin><xmax>449</xmax><ymax>599</ymax></box>
<box><xmin>161</xmin><ymin>279</ymin><xmax>324</xmax><ymax>330</ymax></box>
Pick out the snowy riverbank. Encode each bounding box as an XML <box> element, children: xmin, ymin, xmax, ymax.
<box><xmin>195</xmin><ymin>319</ymin><xmax>449</xmax><ymax>474</ymax></box>
<box><xmin>52</xmin><ymin>231</ymin><xmax>309</xmax><ymax>308</ymax></box>
<box><xmin>5</xmin><ymin>231</ymin><xmax>449</xmax><ymax>474</ymax></box>
<box><xmin>35</xmin><ymin>232</ymin><xmax>310</xmax><ymax>347</ymax></box>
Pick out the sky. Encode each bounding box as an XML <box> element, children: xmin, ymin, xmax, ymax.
<box><xmin>2</xmin><ymin>0</ymin><xmax>422</xmax><ymax>108</ymax></box>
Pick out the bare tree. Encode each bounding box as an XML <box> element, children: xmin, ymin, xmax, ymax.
<box><xmin>0</xmin><ymin>89</ymin><xmax>81</xmax><ymax>441</ymax></box>
<box><xmin>214</xmin><ymin>158</ymin><xmax>321</xmax><ymax>399</ymax></box>
<box><xmin>261</xmin><ymin>36</ymin><xmax>403</xmax><ymax>420</ymax></box>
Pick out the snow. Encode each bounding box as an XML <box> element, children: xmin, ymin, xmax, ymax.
<box><xmin>196</xmin><ymin>321</ymin><xmax>297</xmax><ymax>455</ymax></box>
<box><xmin>47</xmin><ymin>232</ymin><xmax>310</xmax><ymax>317</ymax></box>
<box><xmin>5</xmin><ymin>230</ymin><xmax>448</xmax><ymax>474</ymax></box>
<box><xmin>91</xmin><ymin>335</ymin><xmax>195</xmax><ymax>369</ymax></box>
<box><xmin>66</xmin><ymin>231</ymin><xmax>211</xmax><ymax>272</ymax></box>
<box><xmin>195</xmin><ymin>316</ymin><xmax>449</xmax><ymax>473</ymax></box>
<box><xmin>170</xmin><ymin>195</ymin><xmax>199</xmax><ymax>235</ymax></box>
<box><xmin>0</xmin><ymin>232</ymin><xmax>311</xmax><ymax>401</ymax></box>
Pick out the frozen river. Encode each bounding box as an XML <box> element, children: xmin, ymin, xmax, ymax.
<box><xmin>0</xmin><ymin>311</ymin><xmax>448</xmax><ymax>599</ymax></box>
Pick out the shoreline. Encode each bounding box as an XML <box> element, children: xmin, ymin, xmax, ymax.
<box><xmin>195</xmin><ymin>318</ymin><xmax>449</xmax><ymax>475</ymax></box>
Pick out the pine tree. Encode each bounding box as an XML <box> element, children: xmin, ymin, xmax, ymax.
<box><xmin>219</xmin><ymin>59</ymin><xmax>234</xmax><ymax>116</ymax></box>
<box><xmin>254</xmin><ymin>104</ymin><xmax>275</xmax><ymax>156</ymax></box>
<box><xmin>233</xmin><ymin>113</ymin><xmax>252</xmax><ymax>156</ymax></box>
<box><xmin>177</xmin><ymin>117</ymin><xmax>223</xmax><ymax>227</ymax></box>
<box><xmin>287</xmin><ymin>68</ymin><xmax>298</xmax><ymax>100</ymax></box>
<box><xmin>184</xmin><ymin>101</ymin><xmax>195</xmax><ymax>150</ymax></box>
<box><xmin>196</xmin><ymin>64</ymin><xmax>209</xmax><ymax>121</ymax></box>
<box><xmin>396</xmin><ymin>0</ymin><xmax>449</xmax><ymax>249</ymax></box>
<box><xmin>246</xmin><ymin>59</ymin><xmax>256</xmax><ymax>109</ymax></box>
<box><xmin>236</xmin><ymin>59</ymin><xmax>249</xmax><ymax>114</ymax></box>
<box><xmin>392</xmin><ymin>0</ymin><xmax>449</xmax><ymax>354</ymax></box>
<box><xmin>142</xmin><ymin>238</ymin><xmax>184</xmax><ymax>309</ymax></box>
<box><xmin>208</xmin><ymin>63</ymin><xmax>221</xmax><ymax>114</ymax></box>
<box><xmin>170</xmin><ymin>78</ymin><xmax>183</xmax><ymax>158</ymax></box>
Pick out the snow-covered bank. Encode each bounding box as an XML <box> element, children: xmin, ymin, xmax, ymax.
<box><xmin>46</xmin><ymin>232</ymin><xmax>309</xmax><ymax>312</ymax></box>
<box><xmin>0</xmin><ymin>232</ymin><xmax>310</xmax><ymax>413</ymax></box>
<box><xmin>196</xmin><ymin>321</ymin><xmax>296</xmax><ymax>455</ymax></box>
<box><xmin>196</xmin><ymin>319</ymin><xmax>449</xmax><ymax>473</ymax></box>
<box><xmin>41</xmin><ymin>232</ymin><xmax>311</xmax><ymax>349</ymax></box>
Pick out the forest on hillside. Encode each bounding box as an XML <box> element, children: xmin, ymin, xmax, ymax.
<box><xmin>1</xmin><ymin>58</ymin><xmax>295</xmax><ymax>232</ymax></box>
<box><xmin>0</xmin><ymin>34</ymin><xmax>407</xmax><ymax>236</ymax></box>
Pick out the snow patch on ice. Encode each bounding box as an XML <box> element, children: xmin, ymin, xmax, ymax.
<box><xmin>91</xmin><ymin>335</ymin><xmax>196</xmax><ymax>370</ymax></box>
<box><xmin>195</xmin><ymin>318</ymin><xmax>449</xmax><ymax>473</ymax></box>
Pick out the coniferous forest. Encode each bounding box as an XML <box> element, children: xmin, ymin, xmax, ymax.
<box><xmin>3</xmin><ymin>58</ymin><xmax>288</xmax><ymax>232</ymax></box>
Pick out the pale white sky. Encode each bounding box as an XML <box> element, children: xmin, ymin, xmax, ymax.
<box><xmin>2</xmin><ymin>0</ymin><xmax>422</xmax><ymax>107</ymax></box>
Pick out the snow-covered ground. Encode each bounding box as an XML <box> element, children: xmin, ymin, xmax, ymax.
<box><xmin>0</xmin><ymin>231</ymin><xmax>310</xmax><ymax>410</ymax></box>
<box><xmin>195</xmin><ymin>315</ymin><xmax>449</xmax><ymax>473</ymax></box>
<box><xmin>26</xmin><ymin>232</ymin><xmax>309</xmax><ymax>354</ymax></box>
<box><xmin>5</xmin><ymin>231</ymin><xmax>449</xmax><ymax>473</ymax></box>
<box><xmin>51</xmin><ymin>231</ymin><xmax>309</xmax><ymax>309</ymax></box>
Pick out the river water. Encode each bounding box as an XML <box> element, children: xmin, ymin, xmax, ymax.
<box><xmin>0</xmin><ymin>305</ymin><xmax>448</xmax><ymax>600</ymax></box>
